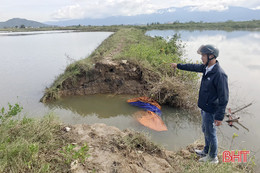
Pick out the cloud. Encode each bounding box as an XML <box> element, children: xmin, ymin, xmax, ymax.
<box><xmin>2</xmin><ymin>0</ymin><xmax>259</xmax><ymax>21</ymax></box>
<box><xmin>52</xmin><ymin>0</ymin><xmax>158</xmax><ymax>20</ymax></box>
<box><xmin>51</xmin><ymin>0</ymin><xmax>260</xmax><ymax>21</ymax></box>
<box><xmin>189</xmin><ymin>4</ymin><xmax>229</xmax><ymax>12</ymax></box>
<box><xmin>251</xmin><ymin>6</ymin><xmax>260</xmax><ymax>10</ymax></box>
<box><xmin>52</xmin><ymin>4</ymin><xmax>85</xmax><ymax>20</ymax></box>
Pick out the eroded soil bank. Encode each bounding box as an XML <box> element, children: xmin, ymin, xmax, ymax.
<box><xmin>41</xmin><ymin>28</ymin><xmax>198</xmax><ymax>110</ymax></box>
<box><xmin>66</xmin><ymin>123</ymin><xmax>246</xmax><ymax>173</ymax></box>
<box><xmin>44</xmin><ymin>60</ymin><xmax>158</xmax><ymax>101</ymax></box>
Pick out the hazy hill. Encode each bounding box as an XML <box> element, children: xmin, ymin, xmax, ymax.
<box><xmin>0</xmin><ymin>18</ymin><xmax>49</xmax><ymax>28</ymax></box>
<box><xmin>47</xmin><ymin>6</ymin><xmax>260</xmax><ymax>26</ymax></box>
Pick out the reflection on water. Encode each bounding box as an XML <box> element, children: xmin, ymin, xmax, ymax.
<box><xmin>247</xmin><ymin>65</ymin><xmax>260</xmax><ymax>71</ymax></box>
<box><xmin>46</xmin><ymin>94</ymin><xmax>202</xmax><ymax>150</ymax></box>
<box><xmin>0</xmin><ymin>30</ymin><xmax>74</xmax><ymax>37</ymax></box>
<box><xmin>45</xmin><ymin>94</ymin><xmax>201</xmax><ymax>128</ymax></box>
<box><xmin>46</xmin><ymin>95</ymin><xmax>140</xmax><ymax>118</ymax></box>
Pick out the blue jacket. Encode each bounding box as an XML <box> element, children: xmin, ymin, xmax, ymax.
<box><xmin>177</xmin><ymin>61</ymin><xmax>229</xmax><ymax>121</ymax></box>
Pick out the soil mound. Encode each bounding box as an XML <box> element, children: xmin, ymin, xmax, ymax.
<box><xmin>66</xmin><ymin>123</ymin><xmax>199</xmax><ymax>173</ymax></box>
<box><xmin>64</xmin><ymin>60</ymin><xmax>157</xmax><ymax>96</ymax></box>
<box><xmin>41</xmin><ymin>59</ymin><xmax>159</xmax><ymax>103</ymax></box>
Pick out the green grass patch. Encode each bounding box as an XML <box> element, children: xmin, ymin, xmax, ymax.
<box><xmin>116</xmin><ymin>31</ymin><xmax>199</xmax><ymax>81</ymax></box>
<box><xmin>0</xmin><ymin>104</ymin><xmax>74</xmax><ymax>173</ymax></box>
<box><xmin>118</xmin><ymin>130</ymin><xmax>163</xmax><ymax>154</ymax></box>
<box><xmin>177</xmin><ymin>158</ymin><xmax>249</xmax><ymax>173</ymax></box>
<box><xmin>60</xmin><ymin>143</ymin><xmax>90</xmax><ymax>165</ymax></box>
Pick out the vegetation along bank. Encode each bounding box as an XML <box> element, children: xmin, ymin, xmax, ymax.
<box><xmin>1</xmin><ymin>20</ymin><xmax>260</xmax><ymax>32</ymax></box>
<box><xmin>40</xmin><ymin>28</ymin><xmax>201</xmax><ymax>111</ymax></box>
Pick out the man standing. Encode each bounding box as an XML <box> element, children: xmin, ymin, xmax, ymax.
<box><xmin>171</xmin><ymin>45</ymin><xmax>229</xmax><ymax>164</ymax></box>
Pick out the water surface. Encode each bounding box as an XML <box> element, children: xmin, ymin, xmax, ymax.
<box><xmin>0</xmin><ymin>31</ymin><xmax>112</xmax><ymax>115</ymax></box>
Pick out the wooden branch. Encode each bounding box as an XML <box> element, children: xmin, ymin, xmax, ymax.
<box><xmin>229</xmin><ymin>103</ymin><xmax>253</xmax><ymax>115</ymax></box>
<box><xmin>236</xmin><ymin>122</ymin><xmax>249</xmax><ymax>132</ymax></box>
<box><xmin>230</xmin><ymin>124</ymin><xmax>239</xmax><ymax>130</ymax></box>
<box><xmin>224</xmin><ymin>103</ymin><xmax>252</xmax><ymax>132</ymax></box>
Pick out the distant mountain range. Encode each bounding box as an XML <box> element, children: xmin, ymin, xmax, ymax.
<box><xmin>46</xmin><ymin>6</ymin><xmax>260</xmax><ymax>26</ymax></box>
<box><xmin>1</xmin><ymin>6</ymin><xmax>259</xmax><ymax>28</ymax></box>
<box><xmin>0</xmin><ymin>18</ymin><xmax>49</xmax><ymax>28</ymax></box>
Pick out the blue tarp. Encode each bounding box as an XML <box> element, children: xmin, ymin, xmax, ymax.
<box><xmin>128</xmin><ymin>101</ymin><xmax>162</xmax><ymax>116</ymax></box>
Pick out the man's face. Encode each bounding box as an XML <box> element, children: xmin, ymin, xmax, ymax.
<box><xmin>201</xmin><ymin>54</ymin><xmax>208</xmax><ymax>65</ymax></box>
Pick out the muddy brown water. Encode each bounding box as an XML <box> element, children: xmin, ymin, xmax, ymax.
<box><xmin>1</xmin><ymin>30</ymin><xmax>260</xmax><ymax>168</ymax></box>
<box><xmin>45</xmin><ymin>94</ymin><xmax>201</xmax><ymax>151</ymax></box>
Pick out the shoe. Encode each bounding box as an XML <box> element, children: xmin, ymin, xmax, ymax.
<box><xmin>195</xmin><ymin>149</ymin><xmax>207</xmax><ymax>157</ymax></box>
<box><xmin>199</xmin><ymin>155</ymin><xmax>219</xmax><ymax>164</ymax></box>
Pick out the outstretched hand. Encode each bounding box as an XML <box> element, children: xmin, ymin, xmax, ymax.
<box><xmin>171</xmin><ymin>63</ymin><xmax>177</xmax><ymax>69</ymax></box>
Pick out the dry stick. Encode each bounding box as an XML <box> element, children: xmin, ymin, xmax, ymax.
<box><xmin>236</xmin><ymin>121</ymin><xmax>249</xmax><ymax>132</ymax></box>
<box><xmin>229</xmin><ymin>103</ymin><xmax>253</xmax><ymax>115</ymax></box>
<box><xmin>230</xmin><ymin>124</ymin><xmax>239</xmax><ymax>130</ymax></box>
<box><xmin>225</xmin><ymin>103</ymin><xmax>252</xmax><ymax>131</ymax></box>
<box><xmin>226</xmin><ymin>108</ymin><xmax>240</xmax><ymax>130</ymax></box>
<box><xmin>227</xmin><ymin>117</ymin><xmax>250</xmax><ymax>132</ymax></box>
<box><xmin>226</xmin><ymin>118</ymin><xmax>240</xmax><ymax>130</ymax></box>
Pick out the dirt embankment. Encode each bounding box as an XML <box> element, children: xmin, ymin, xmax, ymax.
<box><xmin>60</xmin><ymin>60</ymin><xmax>158</xmax><ymax>98</ymax></box>
<box><xmin>41</xmin><ymin>31</ymin><xmax>160</xmax><ymax>104</ymax></box>
<box><xmin>66</xmin><ymin>123</ymin><xmax>203</xmax><ymax>173</ymax></box>
<box><xmin>41</xmin><ymin>28</ymin><xmax>198</xmax><ymax>110</ymax></box>
<box><xmin>41</xmin><ymin>57</ymin><xmax>195</xmax><ymax>109</ymax></box>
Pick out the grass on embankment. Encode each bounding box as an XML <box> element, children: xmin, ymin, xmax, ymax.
<box><xmin>0</xmin><ymin>103</ymin><xmax>254</xmax><ymax>172</ymax></box>
<box><xmin>42</xmin><ymin>28</ymin><xmax>200</xmax><ymax>110</ymax></box>
<box><xmin>0</xmin><ymin>104</ymin><xmax>73</xmax><ymax>172</ymax></box>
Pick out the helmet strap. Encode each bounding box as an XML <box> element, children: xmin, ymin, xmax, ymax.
<box><xmin>206</xmin><ymin>54</ymin><xmax>216</xmax><ymax>67</ymax></box>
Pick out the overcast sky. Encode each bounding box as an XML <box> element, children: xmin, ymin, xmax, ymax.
<box><xmin>1</xmin><ymin>0</ymin><xmax>260</xmax><ymax>22</ymax></box>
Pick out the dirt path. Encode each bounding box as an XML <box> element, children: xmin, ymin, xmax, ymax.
<box><xmin>65</xmin><ymin>123</ymin><xmax>203</xmax><ymax>173</ymax></box>
<box><xmin>101</xmin><ymin>38</ymin><xmax>124</xmax><ymax>65</ymax></box>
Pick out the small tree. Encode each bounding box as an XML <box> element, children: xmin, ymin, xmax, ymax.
<box><xmin>20</xmin><ymin>24</ymin><xmax>25</xmax><ymax>28</ymax></box>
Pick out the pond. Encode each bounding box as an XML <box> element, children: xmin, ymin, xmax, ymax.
<box><xmin>0</xmin><ymin>30</ymin><xmax>259</xmax><ymax>167</ymax></box>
